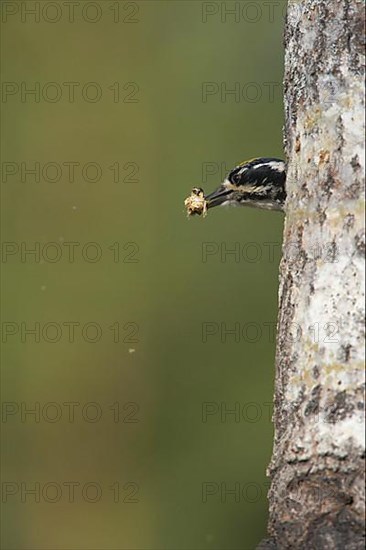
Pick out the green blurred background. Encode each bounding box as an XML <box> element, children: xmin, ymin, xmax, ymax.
<box><xmin>1</xmin><ymin>1</ymin><xmax>285</xmax><ymax>548</ymax></box>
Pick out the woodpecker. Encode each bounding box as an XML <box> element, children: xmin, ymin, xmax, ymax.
<box><xmin>185</xmin><ymin>158</ymin><xmax>287</xmax><ymax>216</ymax></box>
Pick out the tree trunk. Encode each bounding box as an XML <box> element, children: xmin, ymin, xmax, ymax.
<box><xmin>259</xmin><ymin>1</ymin><xmax>365</xmax><ymax>548</ymax></box>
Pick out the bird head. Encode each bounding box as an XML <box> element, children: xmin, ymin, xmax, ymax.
<box><xmin>204</xmin><ymin>158</ymin><xmax>286</xmax><ymax>212</ymax></box>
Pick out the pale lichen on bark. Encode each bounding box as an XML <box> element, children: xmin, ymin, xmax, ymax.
<box><xmin>259</xmin><ymin>1</ymin><xmax>365</xmax><ymax>549</ymax></box>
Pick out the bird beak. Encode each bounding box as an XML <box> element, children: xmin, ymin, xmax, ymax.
<box><xmin>205</xmin><ymin>185</ymin><xmax>232</xmax><ymax>209</ymax></box>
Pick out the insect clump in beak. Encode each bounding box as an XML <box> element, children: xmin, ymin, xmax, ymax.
<box><xmin>184</xmin><ymin>187</ymin><xmax>208</xmax><ymax>217</ymax></box>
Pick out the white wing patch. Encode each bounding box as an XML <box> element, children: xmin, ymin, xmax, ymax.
<box><xmin>253</xmin><ymin>161</ymin><xmax>285</xmax><ymax>172</ymax></box>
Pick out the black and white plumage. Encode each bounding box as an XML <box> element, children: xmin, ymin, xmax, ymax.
<box><xmin>205</xmin><ymin>157</ymin><xmax>286</xmax><ymax>212</ymax></box>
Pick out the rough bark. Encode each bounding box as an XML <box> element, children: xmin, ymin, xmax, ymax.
<box><xmin>259</xmin><ymin>1</ymin><xmax>365</xmax><ymax>549</ymax></box>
